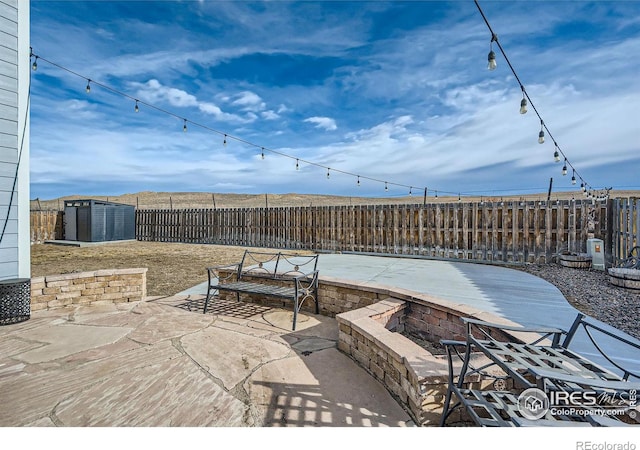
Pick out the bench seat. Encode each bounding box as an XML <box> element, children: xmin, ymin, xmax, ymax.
<box><xmin>203</xmin><ymin>251</ymin><xmax>320</xmax><ymax>331</ymax></box>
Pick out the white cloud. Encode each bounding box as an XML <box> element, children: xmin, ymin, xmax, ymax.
<box><xmin>133</xmin><ymin>79</ymin><xmax>198</xmax><ymax>107</ymax></box>
<box><xmin>131</xmin><ymin>79</ymin><xmax>250</xmax><ymax>123</ymax></box>
<box><xmin>230</xmin><ymin>91</ymin><xmax>266</xmax><ymax>111</ymax></box>
<box><xmin>261</xmin><ymin>110</ymin><xmax>280</xmax><ymax>120</ymax></box>
<box><xmin>304</xmin><ymin>116</ymin><xmax>337</xmax><ymax>131</ymax></box>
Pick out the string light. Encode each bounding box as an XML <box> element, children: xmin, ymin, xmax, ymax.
<box><xmin>86</xmin><ymin>79</ymin><xmax>91</xmax><ymax>93</ymax></box>
<box><xmin>295</xmin><ymin>159</ymin><xmax>299</xmax><ymax>170</ymax></box>
<box><xmin>409</xmin><ymin>187</ymin><xmax>412</xmax><ymax>196</ymax></box>
<box><xmin>31</xmin><ymin>56</ymin><xmax>38</xmax><ymax>71</ymax></box>
<box><xmin>519</xmin><ymin>88</ymin><xmax>527</xmax><ymax>114</ymax></box>
<box><xmin>538</xmin><ymin>120</ymin><xmax>544</xmax><ymax>144</ymax></box>
<box><xmin>435</xmin><ymin>190</ymin><xmax>438</xmax><ymax>199</ymax></box>
<box><xmin>458</xmin><ymin>193</ymin><xmax>461</xmax><ymax>202</ymax></box>
<box><xmin>562</xmin><ymin>159</ymin><xmax>568</xmax><ymax>176</ymax></box>
<box><xmin>223</xmin><ymin>134</ymin><xmax>227</xmax><ymax>147</ymax></box>
<box><xmin>571</xmin><ymin>170</ymin><xmax>576</xmax><ymax>185</ymax></box>
<box><xmin>357</xmin><ymin>176</ymin><xmax>360</xmax><ymax>187</ymax></box>
<box><xmin>134</xmin><ymin>100</ymin><xmax>139</xmax><ymax>113</ymax></box>
<box><xmin>487</xmin><ymin>34</ymin><xmax>497</xmax><ymax>71</ymax></box>
<box><xmin>261</xmin><ymin>147</ymin><xmax>265</xmax><ymax>159</ymax></box>
<box><xmin>183</xmin><ymin>119</ymin><xmax>187</xmax><ymax>132</ymax></box>
<box><xmin>474</xmin><ymin>0</ymin><xmax>596</xmax><ymax>193</ymax></box>
<box><xmin>326</xmin><ymin>168</ymin><xmax>330</xmax><ymax>179</ymax></box>
<box><xmin>384</xmin><ymin>182</ymin><xmax>388</xmax><ymax>192</ymax></box>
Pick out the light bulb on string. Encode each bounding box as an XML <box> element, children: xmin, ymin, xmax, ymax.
<box><xmin>571</xmin><ymin>170</ymin><xmax>576</xmax><ymax>185</ymax></box>
<box><xmin>183</xmin><ymin>119</ymin><xmax>187</xmax><ymax>132</ymax></box>
<box><xmin>538</xmin><ymin>120</ymin><xmax>545</xmax><ymax>144</ymax></box>
<box><xmin>134</xmin><ymin>100</ymin><xmax>139</xmax><ymax>113</ymax></box>
<box><xmin>326</xmin><ymin>168</ymin><xmax>330</xmax><ymax>179</ymax></box>
<box><xmin>553</xmin><ymin>145</ymin><xmax>560</xmax><ymax>162</ymax></box>
<box><xmin>295</xmin><ymin>159</ymin><xmax>299</xmax><ymax>171</ymax></box>
<box><xmin>261</xmin><ymin>147</ymin><xmax>265</xmax><ymax>159</ymax></box>
<box><xmin>435</xmin><ymin>190</ymin><xmax>438</xmax><ymax>199</ymax></box>
<box><xmin>32</xmin><ymin>56</ymin><xmax>38</xmax><ymax>71</ymax></box>
<box><xmin>357</xmin><ymin>176</ymin><xmax>360</xmax><ymax>187</ymax></box>
<box><xmin>487</xmin><ymin>34</ymin><xmax>497</xmax><ymax>71</ymax></box>
<box><xmin>385</xmin><ymin>182</ymin><xmax>388</xmax><ymax>192</ymax></box>
<box><xmin>458</xmin><ymin>193</ymin><xmax>461</xmax><ymax>202</ymax></box>
<box><xmin>86</xmin><ymin>79</ymin><xmax>91</xmax><ymax>93</ymax></box>
<box><xmin>519</xmin><ymin>90</ymin><xmax>527</xmax><ymax>114</ymax></box>
<box><xmin>562</xmin><ymin>159</ymin><xmax>567</xmax><ymax>176</ymax></box>
<box><xmin>223</xmin><ymin>135</ymin><xmax>227</xmax><ymax>147</ymax></box>
<box><xmin>409</xmin><ymin>187</ymin><xmax>412</xmax><ymax>197</ymax></box>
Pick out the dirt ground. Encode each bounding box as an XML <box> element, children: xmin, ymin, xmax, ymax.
<box><xmin>30</xmin><ymin>241</ymin><xmax>311</xmax><ymax>296</ymax></box>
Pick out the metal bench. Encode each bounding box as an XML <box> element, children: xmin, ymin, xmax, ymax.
<box><xmin>440</xmin><ymin>313</ymin><xmax>640</xmax><ymax>427</ymax></box>
<box><xmin>203</xmin><ymin>251</ymin><xmax>319</xmax><ymax>330</ymax></box>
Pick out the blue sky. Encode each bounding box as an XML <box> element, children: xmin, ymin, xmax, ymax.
<box><xmin>29</xmin><ymin>0</ymin><xmax>640</xmax><ymax>200</ymax></box>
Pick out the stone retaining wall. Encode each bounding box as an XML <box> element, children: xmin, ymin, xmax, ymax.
<box><xmin>330</xmin><ymin>279</ymin><xmax>512</xmax><ymax>426</ymax></box>
<box><xmin>30</xmin><ymin>268</ymin><xmax>148</xmax><ymax>311</ymax></box>
<box><xmin>210</xmin><ymin>269</ymin><xmax>523</xmax><ymax>426</ymax></box>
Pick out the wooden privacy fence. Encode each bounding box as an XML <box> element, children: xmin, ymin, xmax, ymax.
<box><xmin>136</xmin><ymin>199</ymin><xmax>609</xmax><ymax>264</ymax></box>
<box><xmin>611</xmin><ymin>197</ymin><xmax>639</xmax><ymax>264</ymax></box>
<box><xmin>30</xmin><ymin>210</ymin><xmax>63</xmax><ymax>243</ymax></box>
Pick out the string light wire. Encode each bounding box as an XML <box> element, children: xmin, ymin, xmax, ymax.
<box><xmin>474</xmin><ymin>0</ymin><xmax>598</xmax><ymax>196</ymax></box>
<box><xmin>29</xmin><ymin>51</ymin><xmax>460</xmax><ymax>197</ymax></box>
<box><xmin>30</xmin><ymin>48</ymin><xmax>608</xmax><ymax>201</ymax></box>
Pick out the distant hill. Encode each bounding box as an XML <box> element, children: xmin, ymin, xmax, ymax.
<box><xmin>29</xmin><ymin>190</ymin><xmax>638</xmax><ymax>211</ymax></box>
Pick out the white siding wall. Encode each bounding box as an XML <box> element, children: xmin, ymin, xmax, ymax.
<box><xmin>0</xmin><ymin>0</ymin><xmax>29</xmax><ymax>281</ymax></box>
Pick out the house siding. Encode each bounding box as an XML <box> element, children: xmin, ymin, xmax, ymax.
<box><xmin>0</xmin><ymin>0</ymin><xmax>28</xmax><ymax>281</ymax></box>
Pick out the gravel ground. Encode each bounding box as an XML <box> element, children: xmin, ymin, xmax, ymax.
<box><xmin>514</xmin><ymin>263</ymin><xmax>640</xmax><ymax>340</ymax></box>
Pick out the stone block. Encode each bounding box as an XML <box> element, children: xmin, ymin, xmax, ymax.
<box><xmin>81</xmin><ymin>288</ymin><xmax>105</xmax><ymax>296</ymax></box>
<box><xmin>45</xmin><ymin>280</ymin><xmax>70</xmax><ymax>288</ymax></box>
<box><xmin>56</xmin><ymin>291</ymin><xmax>82</xmax><ymax>300</ymax></box>
<box><xmin>351</xmin><ymin>347</ymin><xmax>370</xmax><ymax>369</ymax></box>
<box><xmin>104</xmin><ymin>286</ymin><xmax>122</xmax><ymax>294</ymax></box>
<box><xmin>337</xmin><ymin>340</ymin><xmax>351</xmax><ymax>355</ymax></box>
<box><xmin>61</xmin><ymin>284</ymin><xmax>84</xmax><ymax>293</ymax></box>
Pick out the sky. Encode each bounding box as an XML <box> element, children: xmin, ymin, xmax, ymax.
<box><xmin>28</xmin><ymin>0</ymin><xmax>640</xmax><ymax>201</ymax></box>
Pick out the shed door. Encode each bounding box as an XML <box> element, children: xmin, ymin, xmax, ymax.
<box><xmin>64</xmin><ymin>206</ymin><xmax>77</xmax><ymax>241</ymax></box>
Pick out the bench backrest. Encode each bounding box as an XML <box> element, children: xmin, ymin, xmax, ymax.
<box><xmin>238</xmin><ymin>251</ymin><xmax>319</xmax><ymax>279</ymax></box>
<box><xmin>563</xmin><ymin>313</ymin><xmax>640</xmax><ymax>381</ymax></box>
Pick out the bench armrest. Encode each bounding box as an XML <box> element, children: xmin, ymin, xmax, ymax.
<box><xmin>206</xmin><ymin>262</ymin><xmax>242</xmax><ymax>284</ymax></box>
<box><xmin>462</xmin><ymin>317</ymin><xmax>567</xmax><ymax>336</ymax></box>
<box><xmin>529</xmin><ymin>367</ymin><xmax>640</xmax><ymax>392</ymax></box>
<box><xmin>462</xmin><ymin>317</ymin><xmax>566</xmax><ymax>347</ymax></box>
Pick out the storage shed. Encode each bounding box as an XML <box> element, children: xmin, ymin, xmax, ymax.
<box><xmin>64</xmin><ymin>199</ymin><xmax>135</xmax><ymax>242</ymax></box>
